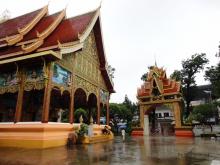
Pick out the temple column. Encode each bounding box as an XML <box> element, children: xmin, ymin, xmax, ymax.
<box><xmin>42</xmin><ymin>62</ymin><xmax>53</xmax><ymax>123</ymax></box>
<box><xmin>69</xmin><ymin>73</ymin><xmax>75</xmax><ymax>124</ymax></box>
<box><xmin>140</xmin><ymin>105</ymin><xmax>144</xmax><ymax>128</ymax></box>
<box><xmin>96</xmin><ymin>89</ymin><xmax>100</xmax><ymax>125</ymax></box>
<box><xmin>69</xmin><ymin>88</ymin><xmax>75</xmax><ymax>124</ymax></box>
<box><xmin>144</xmin><ymin>114</ymin><xmax>150</xmax><ymax>136</ymax></box>
<box><xmin>106</xmin><ymin>94</ymin><xmax>110</xmax><ymax>125</ymax></box>
<box><xmin>172</xmin><ymin>102</ymin><xmax>182</xmax><ymax>128</ymax></box>
<box><xmin>14</xmin><ymin>70</ymin><xmax>25</xmax><ymax>123</ymax></box>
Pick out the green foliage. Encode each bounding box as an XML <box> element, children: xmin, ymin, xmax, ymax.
<box><xmin>141</xmin><ymin>73</ymin><xmax>148</xmax><ymax>81</ymax></box>
<box><xmin>61</xmin><ymin>110</ymin><xmax>69</xmax><ymax>123</ymax></box>
<box><xmin>170</xmin><ymin>53</ymin><xmax>209</xmax><ymax>117</ymax></box>
<box><xmin>109</xmin><ymin>95</ymin><xmax>138</xmax><ymax>134</ymax></box>
<box><xmin>77</xmin><ymin>123</ymin><xmax>88</xmax><ymax>137</ymax></box>
<box><xmin>107</xmin><ymin>65</ymin><xmax>115</xmax><ymax>79</ymax></box>
<box><xmin>170</xmin><ymin>70</ymin><xmax>182</xmax><ymax>82</ymax></box>
<box><xmin>191</xmin><ymin>103</ymin><xmax>218</xmax><ymax>124</ymax></box>
<box><xmin>74</xmin><ymin>108</ymin><xmax>87</xmax><ymax>123</ymax></box>
<box><xmin>205</xmin><ymin>62</ymin><xmax>220</xmax><ymax>98</ymax></box>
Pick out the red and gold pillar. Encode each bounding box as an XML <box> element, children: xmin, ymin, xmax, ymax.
<box><xmin>106</xmin><ymin>94</ymin><xmax>110</xmax><ymax>125</ymax></box>
<box><xmin>69</xmin><ymin>74</ymin><xmax>75</xmax><ymax>124</ymax></box>
<box><xmin>97</xmin><ymin>89</ymin><xmax>101</xmax><ymax>125</ymax></box>
<box><xmin>42</xmin><ymin>62</ymin><xmax>53</xmax><ymax>123</ymax></box>
<box><xmin>14</xmin><ymin>70</ymin><xmax>25</xmax><ymax>123</ymax></box>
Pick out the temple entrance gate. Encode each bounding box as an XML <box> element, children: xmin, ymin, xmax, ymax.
<box><xmin>137</xmin><ymin>66</ymin><xmax>192</xmax><ymax>136</ymax></box>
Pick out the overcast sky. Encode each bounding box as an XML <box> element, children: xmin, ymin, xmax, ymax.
<box><xmin>1</xmin><ymin>0</ymin><xmax>220</xmax><ymax>103</ymax></box>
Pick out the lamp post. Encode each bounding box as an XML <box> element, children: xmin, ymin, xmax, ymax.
<box><xmin>204</xmin><ymin>90</ymin><xmax>215</xmax><ymax>125</ymax></box>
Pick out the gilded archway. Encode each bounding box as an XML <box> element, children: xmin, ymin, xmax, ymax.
<box><xmin>137</xmin><ymin>66</ymin><xmax>183</xmax><ymax>135</ymax></box>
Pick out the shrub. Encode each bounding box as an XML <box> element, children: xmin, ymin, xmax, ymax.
<box><xmin>77</xmin><ymin>123</ymin><xmax>88</xmax><ymax>137</ymax></box>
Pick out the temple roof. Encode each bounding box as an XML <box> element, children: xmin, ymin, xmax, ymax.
<box><xmin>0</xmin><ymin>6</ymin><xmax>48</xmax><ymax>47</ymax></box>
<box><xmin>0</xmin><ymin>5</ymin><xmax>114</xmax><ymax>93</ymax></box>
<box><xmin>137</xmin><ymin>66</ymin><xmax>181</xmax><ymax>97</ymax></box>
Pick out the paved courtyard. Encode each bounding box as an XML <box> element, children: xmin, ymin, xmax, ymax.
<box><xmin>1</xmin><ymin>136</ymin><xmax>220</xmax><ymax>165</ymax></box>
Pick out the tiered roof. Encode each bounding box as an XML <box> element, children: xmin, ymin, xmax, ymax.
<box><xmin>137</xmin><ymin>66</ymin><xmax>181</xmax><ymax>97</ymax></box>
<box><xmin>0</xmin><ymin>5</ymin><xmax>114</xmax><ymax>92</ymax></box>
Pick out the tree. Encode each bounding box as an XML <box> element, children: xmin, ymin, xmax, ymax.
<box><xmin>191</xmin><ymin>103</ymin><xmax>218</xmax><ymax>124</ymax></box>
<box><xmin>141</xmin><ymin>73</ymin><xmax>148</xmax><ymax>81</ymax></box>
<box><xmin>171</xmin><ymin>53</ymin><xmax>209</xmax><ymax>117</ymax></box>
<box><xmin>170</xmin><ymin>70</ymin><xmax>182</xmax><ymax>82</ymax></box>
<box><xmin>109</xmin><ymin>95</ymin><xmax>138</xmax><ymax>134</ymax></box>
<box><xmin>107</xmin><ymin>65</ymin><xmax>115</xmax><ymax>79</ymax></box>
<box><xmin>0</xmin><ymin>9</ymin><xmax>10</xmax><ymax>23</ymax></box>
<box><xmin>205</xmin><ymin>51</ymin><xmax>220</xmax><ymax>98</ymax></box>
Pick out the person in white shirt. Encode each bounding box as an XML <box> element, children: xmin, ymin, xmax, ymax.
<box><xmin>121</xmin><ymin>129</ymin><xmax>125</xmax><ymax>141</ymax></box>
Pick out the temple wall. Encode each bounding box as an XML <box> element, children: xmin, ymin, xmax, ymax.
<box><xmin>73</xmin><ymin>31</ymin><xmax>108</xmax><ymax>95</ymax></box>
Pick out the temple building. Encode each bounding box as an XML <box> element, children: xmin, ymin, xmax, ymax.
<box><xmin>134</xmin><ymin>66</ymin><xmax>193</xmax><ymax>137</ymax></box>
<box><xmin>0</xmin><ymin>5</ymin><xmax>114</xmax><ymax>148</ymax></box>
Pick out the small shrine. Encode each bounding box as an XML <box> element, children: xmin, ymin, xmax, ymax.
<box><xmin>135</xmin><ymin>66</ymin><xmax>193</xmax><ymax>137</ymax></box>
<box><xmin>0</xmin><ymin>5</ymin><xmax>114</xmax><ymax>148</ymax></box>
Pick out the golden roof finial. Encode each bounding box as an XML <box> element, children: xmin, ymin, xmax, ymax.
<box><xmin>154</xmin><ymin>54</ymin><xmax>157</xmax><ymax>67</ymax></box>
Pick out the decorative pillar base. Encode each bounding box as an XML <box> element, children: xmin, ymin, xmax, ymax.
<box><xmin>0</xmin><ymin>122</ymin><xmax>75</xmax><ymax>148</ymax></box>
<box><xmin>175</xmin><ymin>126</ymin><xmax>194</xmax><ymax>137</ymax></box>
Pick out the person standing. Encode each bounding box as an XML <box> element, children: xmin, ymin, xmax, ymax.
<box><xmin>121</xmin><ymin>129</ymin><xmax>125</xmax><ymax>141</ymax></box>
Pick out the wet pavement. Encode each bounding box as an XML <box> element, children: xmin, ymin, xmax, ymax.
<box><xmin>1</xmin><ymin>136</ymin><xmax>220</xmax><ymax>165</ymax></box>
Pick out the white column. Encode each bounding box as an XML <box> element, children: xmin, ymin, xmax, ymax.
<box><xmin>144</xmin><ymin>115</ymin><xmax>150</xmax><ymax>136</ymax></box>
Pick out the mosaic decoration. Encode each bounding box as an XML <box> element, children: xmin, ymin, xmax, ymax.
<box><xmin>0</xmin><ymin>71</ymin><xmax>19</xmax><ymax>94</ymax></box>
<box><xmin>52</xmin><ymin>64</ymin><xmax>71</xmax><ymax>86</ymax></box>
<box><xmin>0</xmin><ymin>72</ymin><xmax>19</xmax><ymax>87</ymax></box>
<box><xmin>25</xmin><ymin>67</ymin><xmax>45</xmax><ymax>82</ymax></box>
<box><xmin>100</xmin><ymin>89</ymin><xmax>108</xmax><ymax>103</ymax></box>
<box><xmin>24</xmin><ymin>65</ymin><xmax>46</xmax><ymax>91</ymax></box>
<box><xmin>75</xmin><ymin>76</ymin><xmax>97</xmax><ymax>94</ymax></box>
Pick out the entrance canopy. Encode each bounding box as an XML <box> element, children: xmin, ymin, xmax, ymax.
<box><xmin>137</xmin><ymin>66</ymin><xmax>183</xmax><ymax>129</ymax></box>
<box><xmin>137</xmin><ymin>66</ymin><xmax>182</xmax><ymax>105</ymax></box>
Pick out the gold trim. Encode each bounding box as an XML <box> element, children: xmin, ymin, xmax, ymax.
<box><xmin>139</xmin><ymin>98</ymin><xmax>182</xmax><ymax>105</ymax></box>
<box><xmin>37</xmin><ymin>9</ymin><xmax>65</xmax><ymax>39</ymax></box>
<box><xmin>16</xmin><ymin>38</ymin><xmax>38</xmax><ymax>46</ymax></box>
<box><xmin>6</xmin><ymin>5</ymin><xmax>48</xmax><ymax>46</ymax></box>
<box><xmin>0</xmin><ymin>51</ymin><xmax>24</xmax><ymax>60</ymax></box>
<box><xmin>22</xmin><ymin>39</ymin><xmax>43</xmax><ymax>54</ymax></box>
<box><xmin>0</xmin><ymin>50</ymin><xmax>61</xmax><ymax>65</ymax></box>
<box><xmin>21</xmin><ymin>9</ymin><xmax>65</xmax><ymax>54</ymax></box>
<box><xmin>78</xmin><ymin>9</ymin><xmax>100</xmax><ymax>43</ymax></box>
<box><xmin>6</xmin><ymin>34</ymin><xmax>23</xmax><ymax>46</ymax></box>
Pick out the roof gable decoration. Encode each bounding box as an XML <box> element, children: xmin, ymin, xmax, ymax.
<box><xmin>137</xmin><ymin>66</ymin><xmax>181</xmax><ymax>98</ymax></box>
<box><xmin>21</xmin><ymin>9</ymin><xmax>66</xmax><ymax>54</ymax></box>
<box><xmin>59</xmin><ymin>8</ymin><xmax>100</xmax><ymax>55</ymax></box>
<box><xmin>0</xmin><ymin>5</ymin><xmax>114</xmax><ymax>93</ymax></box>
<box><xmin>2</xmin><ymin>5</ymin><xmax>48</xmax><ymax>47</ymax></box>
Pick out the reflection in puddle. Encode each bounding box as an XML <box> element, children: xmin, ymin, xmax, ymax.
<box><xmin>0</xmin><ymin>136</ymin><xmax>220</xmax><ymax>165</ymax></box>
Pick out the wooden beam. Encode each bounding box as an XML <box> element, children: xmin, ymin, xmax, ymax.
<box><xmin>97</xmin><ymin>89</ymin><xmax>100</xmax><ymax>125</ymax></box>
<box><xmin>69</xmin><ymin>74</ymin><xmax>75</xmax><ymax>124</ymax></box>
<box><xmin>41</xmin><ymin>62</ymin><xmax>53</xmax><ymax>123</ymax></box>
<box><xmin>0</xmin><ymin>50</ymin><xmax>61</xmax><ymax>65</ymax></box>
<box><xmin>14</xmin><ymin>70</ymin><xmax>25</xmax><ymax>123</ymax></box>
<box><xmin>106</xmin><ymin>94</ymin><xmax>110</xmax><ymax>125</ymax></box>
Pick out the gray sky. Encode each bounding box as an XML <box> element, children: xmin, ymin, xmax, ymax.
<box><xmin>1</xmin><ymin>0</ymin><xmax>220</xmax><ymax>103</ymax></box>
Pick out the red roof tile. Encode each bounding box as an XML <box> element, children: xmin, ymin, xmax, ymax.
<box><xmin>137</xmin><ymin>67</ymin><xmax>180</xmax><ymax>97</ymax></box>
<box><xmin>22</xmin><ymin>11</ymin><xmax>62</xmax><ymax>41</ymax></box>
<box><xmin>0</xmin><ymin>11</ymin><xmax>95</xmax><ymax>58</ymax></box>
<box><xmin>40</xmin><ymin>11</ymin><xmax>95</xmax><ymax>48</ymax></box>
<box><xmin>0</xmin><ymin>7</ymin><xmax>45</xmax><ymax>39</ymax></box>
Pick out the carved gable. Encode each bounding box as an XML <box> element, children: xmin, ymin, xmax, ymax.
<box><xmin>74</xmin><ymin>31</ymin><xmax>108</xmax><ymax>91</ymax></box>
